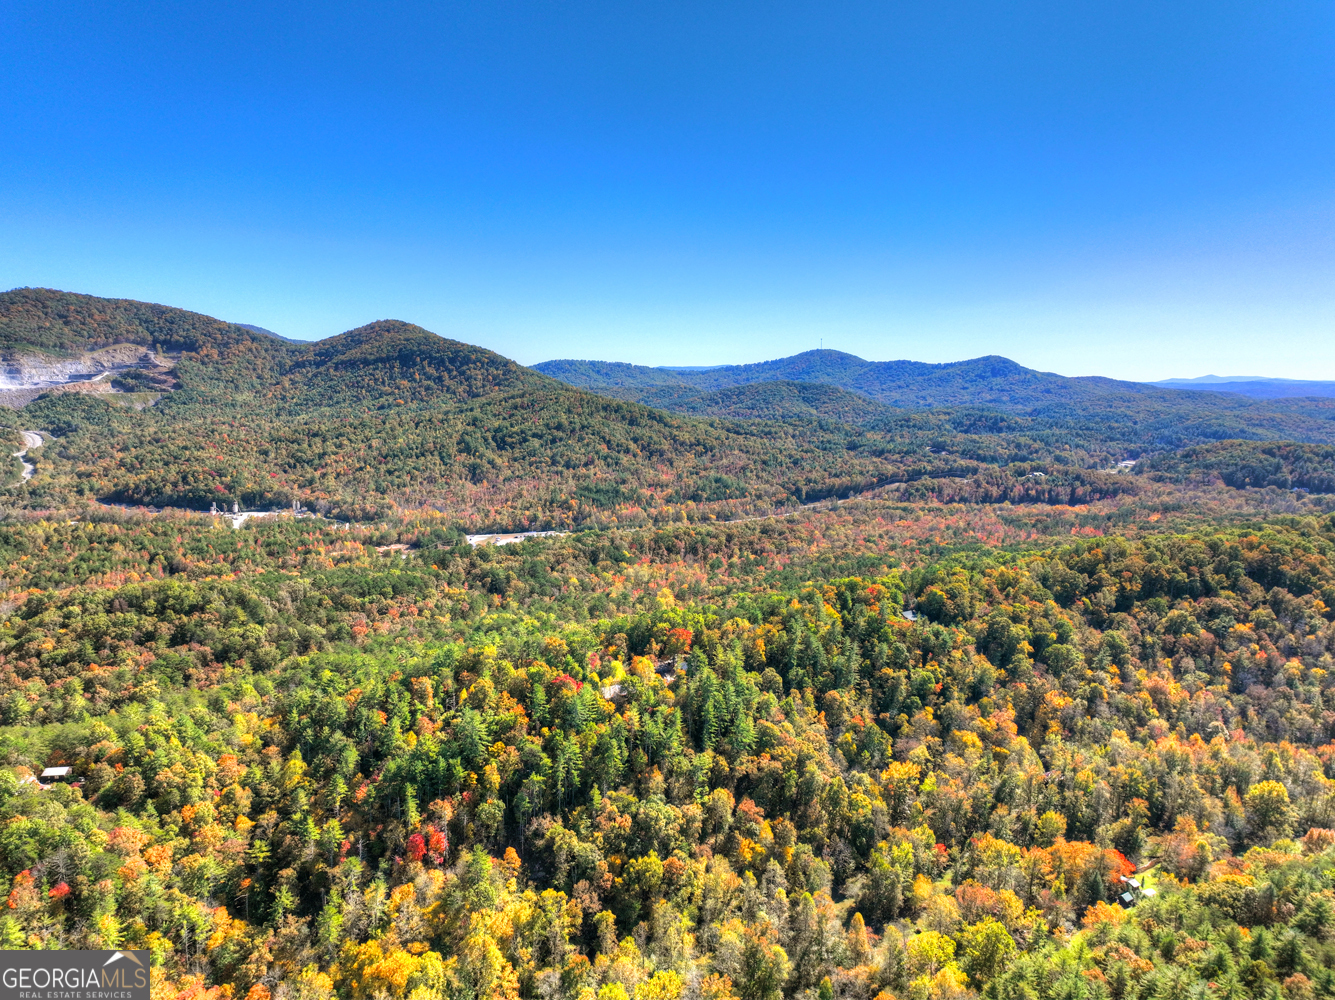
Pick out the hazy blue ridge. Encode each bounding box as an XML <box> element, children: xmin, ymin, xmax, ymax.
<box><xmin>538</xmin><ymin>350</ymin><xmax>1191</xmax><ymax>409</ymax></box>
<box><xmin>1148</xmin><ymin>377</ymin><xmax>1335</xmax><ymax>399</ymax></box>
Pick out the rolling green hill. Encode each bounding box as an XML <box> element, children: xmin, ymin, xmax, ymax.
<box><xmin>572</xmin><ymin>379</ymin><xmax>891</xmax><ymax>424</ymax></box>
<box><xmin>278</xmin><ymin>320</ymin><xmax>549</xmax><ymax>410</ymax></box>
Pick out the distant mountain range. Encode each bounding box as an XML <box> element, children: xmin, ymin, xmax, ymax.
<box><xmin>1157</xmin><ymin>375</ymin><xmax>1314</xmax><ymax>383</ymax></box>
<box><xmin>534</xmin><ymin>351</ymin><xmax>1172</xmax><ymax>410</ymax></box>
<box><xmin>2</xmin><ymin>287</ymin><xmax>1334</xmax><ymax>524</ymax></box>
<box><xmin>1147</xmin><ymin>375</ymin><xmax>1335</xmax><ymax>399</ymax></box>
<box><xmin>531</xmin><ymin>350</ymin><xmax>1335</xmax><ymax>482</ymax></box>
<box><xmin>533</xmin><ymin>349</ymin><xmax>1335</xmax><ymax>415</ymax></box>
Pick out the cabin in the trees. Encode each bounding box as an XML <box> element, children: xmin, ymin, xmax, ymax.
<box><xmin>1117</xmin><ymin>874</ymin><xmax>1157</xmax><ymax>907</ymax></box>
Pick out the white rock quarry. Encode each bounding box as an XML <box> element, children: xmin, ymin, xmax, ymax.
<box><xmin>0</xmin><ymin>345</ymin><xmax>176</xmax><ymax>407</ymax></box>
<box><xmin>0</xmin><ymin>344</ymin><xmax>163</xmax><ymax>388</ymax></box>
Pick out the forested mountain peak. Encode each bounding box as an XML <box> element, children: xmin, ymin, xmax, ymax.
<box><xmin>283</xmin><ymin>320</ymin><xmax>548</xmax><ymax>407</ymax></box>
<box><xmin>0</xmin><ymin>287</ymin><xmax>290</xmax><ymax>356</ymax></box>
<box><xmin>705</xmin><ymin>347</ymin><xmax>878</xmax><ymax>381</ymax></box>
<box><xmin>309</xmin><ymin>320</ymin><xmax>462</xmax><ymax>362</ymax></box>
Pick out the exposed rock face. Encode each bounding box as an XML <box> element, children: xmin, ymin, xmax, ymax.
<box><xmin>0</xmin><ymin>344</ymin><xmax>177</xmax><ymax>408</ymax></box>
<box><xmin>0</xmin><ymin>344</ymin><xmax>163</xmax><ymax>388</ymax></box>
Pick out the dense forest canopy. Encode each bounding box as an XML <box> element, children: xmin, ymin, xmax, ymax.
<box><xmin>1</xmin><ymin>288</ymin><xmax>1335</xmax><ymax>1000</ymax></box>
<box><xmin>0</xmin><ymin>504</ymin><xmax>1334</xmax><ymax>1000</ymax></box>
<box><xmin>1139</xmin><ymin>442</ymin><xmax>1335</xmax><ymax>495</ymax></box>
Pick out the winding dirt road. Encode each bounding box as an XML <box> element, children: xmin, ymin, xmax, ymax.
<box><xmin>13</xmin><ymin>431</ymin><xmax>42</xmax><ymax>482</ymax></box>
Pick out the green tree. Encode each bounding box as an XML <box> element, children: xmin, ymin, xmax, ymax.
<box><xmin>1244</xmin><ymin>781</ymin><xmax>1293</xmax><ymax>843</ymax></box>
<box><xmin>957</xmin><ymin>917</ymin><xmax>1016</xmax><ymax>986</ymax></box>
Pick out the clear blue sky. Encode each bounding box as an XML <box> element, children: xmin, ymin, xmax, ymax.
<box><xmin>2</xmin><ymin>1</ymin><xmax>1333</xmax><ymax>379</ymax></box>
